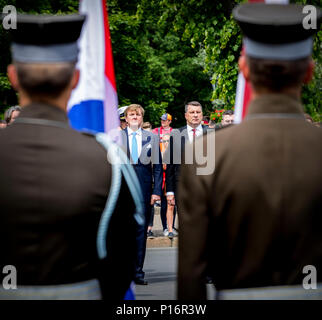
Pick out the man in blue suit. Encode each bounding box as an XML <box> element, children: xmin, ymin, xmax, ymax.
<box><xmin>122</xmin><ymin>104</ymin><xmax>163</xmax><ymax>285</ymax></box>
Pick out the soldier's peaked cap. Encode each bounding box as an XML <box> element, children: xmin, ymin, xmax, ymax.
<box><xmin>8</xmin><ymin>14</ymin><xmax>86</xmax><ymax>63</ymax></box>
<box><xmin>233</xmin><ymin>3</ymin><xmax>321</xmax><ymax>60</ymax></box>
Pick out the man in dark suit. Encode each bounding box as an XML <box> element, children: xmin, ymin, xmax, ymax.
<box><xmin>165</xmin><ymin>101</ymin><xmax>209</xmax><ymax>207</ymax></box>
<box><xmin>178</xmin><ymin>3</ymin><xmax>322</xmax><ymax>300</ymax></box>
<box><xmin>0</xmin><ymin>14</ymin><xmax>140</xmax><ymax>301</ymax></box>
<box><xmin>121</xmin><ymin>104</ymin><xmax>163</xmax><ymax>285</ymax></box>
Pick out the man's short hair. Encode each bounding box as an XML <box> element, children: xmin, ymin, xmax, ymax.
<box><xmin>247</xmin><ymin>57</ymin><xmax>310</xmax><ymax>92</ymax></box>
<box><xmin>222</xmin><ymin>110</ymin><xmax>234</xmax><ymax>116</ymax></box>
<box><xmin>4</xmin><ymin>105</ymin><xmax>22</xmax><ymax>123</ymax></box>
<box><xmin>124</xmin><ymin>104</ymin><xmax>145</xmax><ymax>117</ymax></box>
<box><xmin>142</xmin><ymin>122</ymin><xmax>152</xmax><ymax>129</ymax></box>
<box><xmin>15</xmin><ymin>62</ymin><xmax>76</xmax><ymax>99</ymax></box>
<box><xmin>185</xmin><ymin>101</ymin><xmax>203</xmax><ymax>113</ymax></box>
<box><xmin>209</xmin><ymin>119</ymin><xmax>216</xmax><ymax>127</ymax></box>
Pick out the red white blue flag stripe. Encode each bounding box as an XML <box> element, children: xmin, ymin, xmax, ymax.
<box><xmin>68</xmin><ymin>0</ymin><xmax>134</xmax><ymax>300</ymax></box>
<box><xmin>68</xmin><ymin>0</ymin><xmax>119</xmax><ymax>134</ymax></box>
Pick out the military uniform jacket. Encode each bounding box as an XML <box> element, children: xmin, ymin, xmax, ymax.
<box><xmin>177</xmin><ymin>94</ymin><xmax>322</xmax><ymax>299</ymax></box>
<box><xmin>0</xmin><ymin>103</ymin><xmax>137</xmax><ymax>300</ymax></box>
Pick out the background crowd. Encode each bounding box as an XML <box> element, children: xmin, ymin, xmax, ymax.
<box><xmin>117</xmin><ymin>105</ymin><xmax>235</xmax><ymax>238</ymax></box>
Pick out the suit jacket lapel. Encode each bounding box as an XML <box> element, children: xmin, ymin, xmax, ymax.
<box><xmin>183</xmin><ymin>126</ymin><xmax>189</xmax><ymax>142</ymax></box>
<box><xmin>124</xmin><ymin>128</ymin><xmax>131</xmax><ymax>160</ymax></box>
<box><xmin>142</xmin><ymin>129</ymin><xmax>152</xmax><ymax>148</ymax></box>
<box><xmin>141</xmin><ymin>129</ymin><xmax>147</xmax><ymax>147</ymax></box>
<box><xmin>141</xmin><ymin>130</ymin><xmax>153</xmax><ymax>164</ymax></box>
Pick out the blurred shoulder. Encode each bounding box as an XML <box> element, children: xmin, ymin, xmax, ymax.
<box><xmin>68</xmin><ymin>130</ymin><xmax>110</xmax><ymax>161</ymax></box>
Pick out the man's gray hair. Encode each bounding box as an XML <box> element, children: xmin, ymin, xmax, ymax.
<box><xmin>5</xmin><ymin>105</ymin><xmax>21</xmax><ymax>124</ymax></box>
<box><xmin>185</xmin><ymin>101</ymin><xmax>203</xmax><ymax>113</ymax></box>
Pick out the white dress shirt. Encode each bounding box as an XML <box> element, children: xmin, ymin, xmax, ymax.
<box><xmin>128</xmin><ymin>127</ymin><xmax>142</xmax><ymax>157</ymax></box>
<box><xmin>187</xmin><ymin>124</ymin><xmax>203</xmax><ymax>143</ymax></box>
<box><xmin>166</xmin><ymin>124</ymin><xmax>203</xmax><ymax>197</ymax></box>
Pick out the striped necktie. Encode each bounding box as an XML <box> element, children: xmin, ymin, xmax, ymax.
<box><xmin>192</xmin><ymin>128</ymin><xmax>197</xmax><ymax>144</ymax></box>
<box><xmin>131</xmin><ymin>131</ymin><xmax>138</xmax><ymax>164</ymax></box>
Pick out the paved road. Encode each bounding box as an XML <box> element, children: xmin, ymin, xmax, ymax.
<box><xmin>135</xmin><ymin>247</ymin><xmax>177</xmax><ymax>300</ymax></box>
<box><xmin>135</xmin><ymin>247</ymin><xmax>216</xmax><ymax>300</ymax></box>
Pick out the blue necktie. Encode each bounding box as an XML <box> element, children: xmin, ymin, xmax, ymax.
<box><xmin>131</xmin><ymin>132</ymin><xmax>138</xmax><ymax>164</ymax></box>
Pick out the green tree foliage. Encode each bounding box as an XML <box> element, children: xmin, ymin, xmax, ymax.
<box><xmin>0</xmin><ymin>0</ymin><xmax>320</xmax><ymax>123</ymax></box>
<box><xmin>154</xmin><ymin>0</ymin><xmax>321</xmax><ymax>121</ymax></box>
<box><xmin>0</xmin><ymin>0</ymin><xmax>79</xmax><ymax>118</ymax></box>
<box><xmin>109</xmin><ymin>0</ymin><xmax>213</xmax><ymax>126</ymax></box>
<box><xmin>150</xmin><ymin>0</ymin><xmax>241</xmax><ymax>120</ymax></box>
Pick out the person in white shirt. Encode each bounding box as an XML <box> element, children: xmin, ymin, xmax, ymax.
<box><xmin>185</xmin><ymin>102</ymin><xmax>204</xmax><ymax>143</ymax></box>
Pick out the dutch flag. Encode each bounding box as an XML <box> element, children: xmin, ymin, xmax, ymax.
<box><xmin>68</xmin><ymin>0</ymin><xmax>135</xmax><ymax>300</ymax></box>
<box><xmin>67</xmin><ymin>0</ymin><xmax>119</xmax><ymax>134</ymax></box>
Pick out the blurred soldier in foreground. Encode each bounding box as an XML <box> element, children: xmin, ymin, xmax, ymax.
<box><xmin>178</xmin><ymin>3</ymin><xmax>322</xmax><ymax>300</ymax></box>
<box><xmin>0</xmin><ymin>14</ymin><xmax>141</xmax><ymax>300</ymax></box>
